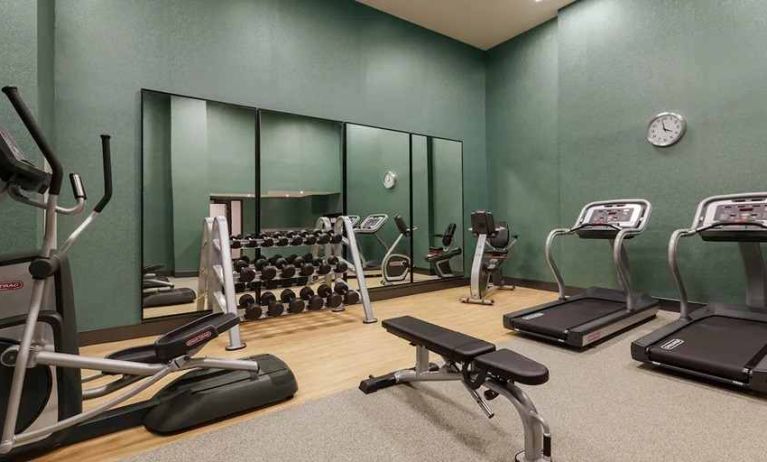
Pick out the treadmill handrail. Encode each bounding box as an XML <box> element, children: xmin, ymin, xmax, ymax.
<box><xmin>669</xmin><ymin>220</ymin><xmax>767</xmax><ymax>319</ymax></box>
<box><xmin>668</xmin><ymin>227</ymin><xmax>698</xmax><ymax>318</ymax></box>
<box><xmin>545</xmin><ymin>228</ymin><xmax>572</xmax><ymax>300</ymax></box>
<box><xmin>546</xmin><ymin>199</ymin><xmax>652</xmax><ymax>303</ymax></box>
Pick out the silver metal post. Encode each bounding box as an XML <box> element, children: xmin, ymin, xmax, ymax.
<box><xmin>0</xmin><ymin>195</ymin><xmax>59</xmax><ymax>453</ymax></box>
<box><xmin>668</xmin><ymin>228</ymin><xmax>695</xmax><ymax>318</ymax></box>
<box><xmin>545</xmin><ymin>229</ymin><xmax>570</xmax><ymax>300</ymax></box>
<box><xmin>342</xmin><ymin>216</ymin><xmax>376</xmax><ymax>323</ymax></box>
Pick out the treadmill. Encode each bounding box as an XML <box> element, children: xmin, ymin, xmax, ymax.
<box><xmin>504</xmin><ymin>199</ymin><xmax>659</xmax><ymax>348</ymax></box>
<box><xmin>632</xmin><ymin>192</ymin><xmax>767</xmax><ymax>392</ymax></box>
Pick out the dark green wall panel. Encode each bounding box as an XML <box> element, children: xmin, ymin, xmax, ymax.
<box><xmin>488</xmin><ymin>0</ymin><xmax>767</xmax><ymax>305</ymax></box>
<box><xmin>486</xmin><ymin>19</ymin><xmax>560</xmax><ymax>283</ymax></box>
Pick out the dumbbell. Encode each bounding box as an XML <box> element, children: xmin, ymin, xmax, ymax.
<box><xmin>334</xmin><ymin>261</ymin><xmax>348</xmax><ymax>274</ymax></box>
<box><xmin>285</xmin><ymin>254</ymin><xmax>299</xmax><ymax>264</ymax></box>
<box><xmin>293</xmin><ymin>257</ymin><xmax>315</xmax><ymax>277</ymax></box>
<box><xmin>303</xmin><ymin>234</ymin><xmax>317</xmax><ymax>245</ymax></box>
<box><xmin>239</xmin><ymin>268</ymin><xmax>256</xmax><ymax>284</ymax></box>
<box><xmin>274</xmin><ymin>258</ymin><xmax>296</xmax><ymax>278</ymax></box>
<box><xmin>329</xmin><ymin>233</ymin><xmax>342</xmax><ymax>244</ymax></box>
<box><xmin>300</xmin><ymin>287</ymin><xmax>324</xmax><ymax>310</ymax></box>
<box><xmin>239</xmin><ymin>294</ymin><xmax>263</xmax><ymax>320</ymax></box>
<box><xmin>316</xmin><ymin>233</ymin><xmax>330</xmax><ymax>244</ymax></box>
<box><xmin>259</xmin><ymin>234</ymin><xmax>274</xmax><ymax>247</ymax></box>
<box><xmin>231</xmin><ymin>239</ymin><xmax>242</xmax><ymax>249</ymax></box>
<box><xmin>275</xmin><ymin>234</ymin><xmax>289</xmax><ymax>246</ymax></box>
<box><xmin>245</xmin><ymin>238</ymin><xmax>259</xmax><ymax>248</ymax></box>
<box><xmin>233</xmin><ymin>258</ymin><xmax>249</xmax><ymax>272</ymax></box>
<box><xmin>268</xmin><ymin>254</ymin><xmax>283</xmax><ymax>265</ymax></box>
<box><xmin>260</xmin><ymin>291</ymin><xmax>285</xmax><ymax>317</ymax></box>
<box><xmin>290</xmin><ymin>235</ymin><xmax>304</xmax><ymax>246</ymax></box>
<box><xmin>234</xmin><ymin>281</ymin><xmax>247</xmax><ymax>293</ymax></box>
<box><xmin>334</xmin><ymin>282</ymin><xmax>361</xmax><ymax>305</ymax></box>
<box><xmin>315</xmin><ymin>260</ymin><xmax>332</xmax><ymax>275</ymax></box>
<box><xmin>317</xmin><ymin>284</ymin><xmax>343</xmax><ymax>309</ymax></box>
<box><xmin>280</xmin><ymin>289</ymin><xmax>305</xmax><ymax>314</ymax></box>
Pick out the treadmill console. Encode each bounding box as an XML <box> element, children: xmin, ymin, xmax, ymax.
<box><xmin>470</xmin><ymin>210</ymin><xmax>497</xmax><ymax>237</ymax></box>
<box><xmin>576</xmin><ymin>202</ymin><xmax>646</xmax><ymax>239</ymax></box>
<box><xmin>698</xmin><ymin>195</ymin><xmax>767</xmax><ymax>241</ymax></box>
<box><xmin>346</xmin><ymin>215</ymin><xmax>361</xmax><ymax>228</ymax></box>
<box><xmin>357</xmin><ymin>214</ymin><xmax>389</xmax><ymax>234</ymax></box>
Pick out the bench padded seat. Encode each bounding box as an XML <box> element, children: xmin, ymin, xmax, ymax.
<box><xmin>474</xmin><ymin>348</ymin><xmax>549</xmax><ymax>385</ymax></box>
<box><xmin>382</xmin><ymin>316</ymin><xmax>495</xmax><ymax>362</ymax></box>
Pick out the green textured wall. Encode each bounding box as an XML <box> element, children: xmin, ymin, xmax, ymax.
<box><xmin>346</xmin><ymin>124</ymin><xmax>411</xmax><ymax>265</ymax></box>
<box><xmin>169</xmin><ymin>96</ymin><xmax>208</xmax><ymax>273</ymax></box>
<box><xmin>141</xmin><ymin>92</ymin><xmax>173</xmax><ymax>271</ymax></box>
<box><xmin>486</xmin><ymin>19</ymin><xmax>559</xmax><ymax>283</ymax></box>
<box><xmin>50</xmin><ymin>0</ymin><xmax>485</xmax><ymax>330</ymax></box>
<box><xmin>143</xmin><ymin>95</ymin><xmax>257</xmax><ymax>273</ymax></box>
<box><xmin>488</xmin><ymin>0</ymin><xmax>767</xmax><ymax>304</ymax></box>
<box><xmin>0</xmin><ymin>0</ymin><xmax>47</xmax><ymax>254</ymax></box>
<box><xmin>259</xmin><ymin>111</ymin><xmax>343</xmax><ymax>232</ymax></box>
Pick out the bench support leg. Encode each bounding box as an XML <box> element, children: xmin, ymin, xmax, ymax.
<box><xmin>485</xmin><ymin>380</ymin><xmax>551</xmax><ymax>462</ymax></box>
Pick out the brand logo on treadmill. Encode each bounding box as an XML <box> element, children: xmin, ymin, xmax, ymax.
<box><xmin>185</xmin><ymin>330</ymin><xmax>212</xmax><ymax>347</ymax></box>
<box><xmin>0</xmin><ymin>281</ymin><xmax>23</xmax><ymax>292</ymax></box>
<box><xmin>660</xmin><ymin>338</ymin><xmax>684</xmax><ymax>351</ymax></box>
<box><xmin>522</xmin><ymin>312</ymin><xmax>544</xmax><ymax>320</ymax></box>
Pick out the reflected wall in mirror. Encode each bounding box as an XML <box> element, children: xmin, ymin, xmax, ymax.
<box><xmin>412</xmin><ymin>136</ymin><xmax>464</xmax><ymax>282</ymax></box>
<box><xmin>346</xmin><ymin>124</ymin><xmax>412</xmax><ymax>288</ymax></box>
<box><xmin>258</xmin><ymin>111</ymin><xmax>343</xmax><ymax>270</ymax></box>
<box><xmin>141</xmin><ymin>90</ymin><xmax>257</xmax><ymax>319</ymax></box>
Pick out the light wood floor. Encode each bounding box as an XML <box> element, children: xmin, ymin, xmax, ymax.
<box><xmin>40</xmin><ymin>285</ymin><xmax>556</xmax><ymax>462</ymax></box>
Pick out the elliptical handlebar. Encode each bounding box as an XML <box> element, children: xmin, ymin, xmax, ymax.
<box><xmin>95</xmin><ymin>135</ymin><xmax>113</xmax><ymax>213</ymax></box>
<box><xmin>1</xmin><ymin>86</ymin><xmax>63</xmax><ymax>195</ymax></box>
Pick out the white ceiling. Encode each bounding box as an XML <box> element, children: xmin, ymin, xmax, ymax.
<box><xmin>357</xmin><ymin>0</ymin><xmax>574</xmax><ymax>50</ymax></box>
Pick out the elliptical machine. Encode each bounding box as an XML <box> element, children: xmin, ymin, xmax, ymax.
<box><xmin>0</xmin><ymin>86</ymin><xmax>296</xmax><ymax>458</ymax></box>
<box><xmin>461</xmin><ymin>210</ymin><xmax>517</xmax><ymax>305</ymax></box>
<box><xmin>381</xmin><ymin>215</ymin><xmax>414</xmax><ymax>285</ymax></box>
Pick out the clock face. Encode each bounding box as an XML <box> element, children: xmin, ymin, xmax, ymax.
<box><xmin>647</xmin><ymin>112</ymin><xmax>686</xmax><ymax>147</ymax></box>
<box><xmin>383</xmin><ymin>170</ymin><xmax>397</xmax><ymax>189</ymax></box>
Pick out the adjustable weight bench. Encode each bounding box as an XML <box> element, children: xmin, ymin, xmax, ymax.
<box><xmin>360</xmin><ymin>316</ymin><xmax>552</xmax><ymax>462</ymax></box>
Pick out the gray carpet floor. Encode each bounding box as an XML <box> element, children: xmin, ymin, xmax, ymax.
<box><xmin>126</xmin><ymin>312</ymin><xmax>767</xmax><ymax>462</ymax></box>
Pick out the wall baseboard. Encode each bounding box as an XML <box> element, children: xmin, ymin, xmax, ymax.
<box><xmin>506</xmin><ymin>277</ymin><xmax>699</xmax><ymax>313</ymax></box>
<box><xmin>80</xmin><ymin>276</ymin><xmax>695</xmax><ymax>346</ymax></box>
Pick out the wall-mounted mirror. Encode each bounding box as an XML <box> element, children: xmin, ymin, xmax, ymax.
<box><xmin>345</xmin><ymin>124</ymin><xmax>413</xmax><ymax>287</ymax></box>
<box><xmin>141</xmin><ymin>90</ymin><xmax>257</xmax><ymax>319</ymax></box>
<box><xmin>412</xmin><ymin>135</ymin><xmax>465</xmax><ymax>282</ymax></box>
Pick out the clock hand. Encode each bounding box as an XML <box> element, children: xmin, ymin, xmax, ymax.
<box><xmin>661</xmin><ymin>120</ymin><xmax>670</xmax><ymax>132</ymax></box>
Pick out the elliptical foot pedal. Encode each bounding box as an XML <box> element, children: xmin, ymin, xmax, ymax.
<box><xmin>144</xmin><ymin>354</ymin><xmax>297</xmax><ymax>433</ymax></box>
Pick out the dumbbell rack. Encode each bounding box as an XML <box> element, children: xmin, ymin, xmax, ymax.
<box><xmin>197</xmin><ymin>216</ymin><xmax>246</xmax><ymax>350</ymax></box>
<box><xmin>320</xmin><ymin>215</ymin><xmax>375</xmax><ymax>323</ymax></box>
<box><xmin>232</xmin><ymin>217</ymin><xmax>376</xmax><ymax>324</ymax></box>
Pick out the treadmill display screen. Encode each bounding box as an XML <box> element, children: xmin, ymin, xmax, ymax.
<box><xmin>587</xmin><ymin>207</ymin><xmax>634</xmax><ymax>225</ymax></box>
<box><xmin>713</xmin><ymin>203</ymin><xmax>767</xmax><ymax>224</ymax></box>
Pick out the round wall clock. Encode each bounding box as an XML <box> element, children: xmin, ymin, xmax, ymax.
<box><xmin>383</xmin><ymin>170</ymin><xmax>398</xmax><ymax>189</ymax></box>
<box><xmin>647</xmin><ymin>112</ymin><xmax>686</xmax><ymax>147</ymax></box>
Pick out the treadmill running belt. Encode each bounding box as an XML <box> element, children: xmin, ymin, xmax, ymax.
<box><xmin>648</xmin><ymin>316</ymin><xmax>767</xmax><ymax>382</ymax></box>
<box><xmin>512</xmin><ymin>298</ymin><xmax>625</xmax><ymax>339</ymax></box>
